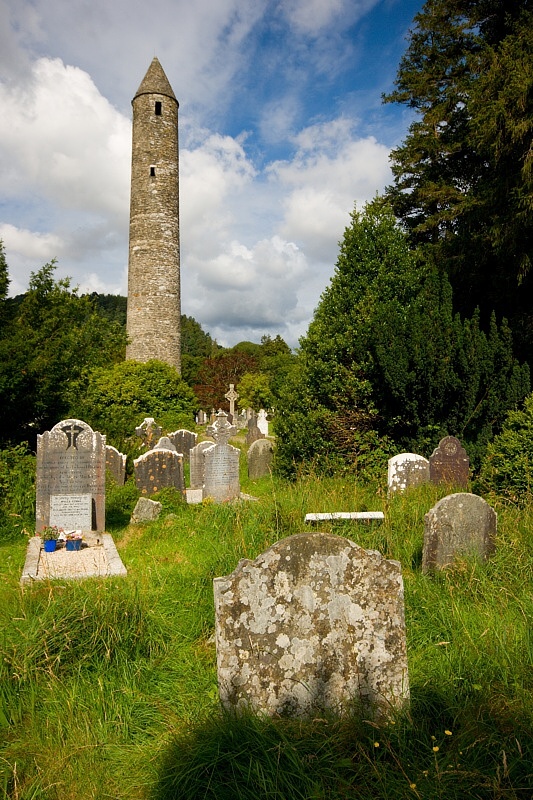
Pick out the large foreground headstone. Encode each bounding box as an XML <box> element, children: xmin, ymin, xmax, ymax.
<box><xmin>388</xmin><ymin>453</ymin><xmax>430</xmax><ymax>495</ymax></box>
<box><xmin>203</xmin><ymin>411</ymin><xmax>240</xmax><ymax>502</ymax></box>
<box><xmin>429</xmin><ymin>436</ymin><xmax>469</xmax><ymax>488</ymax></box>
<box><xmin>422</xmin><ymin>492</ymin><xmax>497</xmax><ymax>572</ymax></box>
<box><xmin>214</xmin><ymin>532</ymin><xmax>409</xmax><ymax>718</ymax></box>
<box><xmin>247</xmin><ymin>437</ymin><xmax>274</xmax><ymax>479</ymax></box>
<box><xmin>36</xmin><ymin>419</ymin><xmax>106</xmax><ymax>533</ymax></box>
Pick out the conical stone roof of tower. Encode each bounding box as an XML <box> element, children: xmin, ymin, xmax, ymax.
<box><xmin>133</xmin><ymin>57</ymin><xmax>177</xmax><ymax>103</ymax></box>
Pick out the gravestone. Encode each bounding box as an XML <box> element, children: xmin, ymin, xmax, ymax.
<box><xmin>247</xmin><ymin>437</ymin><xmax>274</xmax><ymax>479</ymax></box>
<box><xmin>36</xmin><ymin>419</ymin><xmax>106</xmax><ymax>533</ymax></box>
<box><xmin>133</xmin><ymin>440</ymin><xmax>185</xmax><ymax>497</ymax></box>
<box><xmin>214</xmin><ymin>532</ymin><xmax>409</xmax><ymax>718</ymax></box>
<box><xmin>203</xmin><ymin>411</ymin><xmax>240</xmax><ymax>502</ymax></box>
<box><xmin>422</xmin><ymin>492</ymin><xmax>497</xmax><ymax>573</ymax></box>
<box><xmin>246</xmin><ymin>414</ymin><xmax>264</xmax><ymax>446</ymax></box>
<box><xmin>131</xmin><ymin>497</ymin><xmax>162</xmax><ymax>523</ymax></box>
<box><xmin>257</xmin><ymin>409</ymin><xmax>269</xmax><ymax>436</ymax></box>
<box><xmin>167</xmin><ymin>429</ymin><xmax>197</xmax><ymax>463</ymax></box>
<box><xmin>388</xmin><ymin>453</ymin><xmax>430</xmax><ymax>495</ymax></box>
<box><xmin>197</xmin><ymin>410</ymin><xmax>207</xmax><ymax>425</ymax></box>
<box><xmin>153</xmin><ymin>436</ymin><xmax>177</xmax><ymax>452</ymax></box>
<box><xmin>429</xmin><ymin>436</ymin><xmax>469</xmax><ymax>488</ymax></box>
<box><xmin>105</xmin><ymin>445</ymin><xmax>127</xmax><ymax>486</ymax></box>
<box><xmin>189</xmin><ymin>440</ymin><xmax>215</xmax><ymax>489</ymax></box>
<box><xmin>224</xmin><ymin>384</ymin><xmax>239</xmax><ymax>417</ymax></box>
<box><xmin>135</xmin><ymin>417</ymin><xmax>162</xmax><ymax>449</ymax></box>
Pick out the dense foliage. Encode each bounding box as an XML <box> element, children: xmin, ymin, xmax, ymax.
<box><xmin>70</xmin><ymin>359</ymin><xmax>196</xmax><ymax>449</ymax></box>
<box><xmin>0</xmin><ymin>262</ymin><xmax>127</xmax><ymax>446</ymax></box>
<box><xmin>384</xmin><ymin>0</ymin><xmax>533</xmax><ymax>356</ymax></box>
<box><xmin>275</xmin><ymin>201</ymin><xmax>529</xmax><ymax>477</ymax></box>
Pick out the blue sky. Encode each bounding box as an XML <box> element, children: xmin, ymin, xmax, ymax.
<box><xmin>0</xmin><ymin>0</ymin><xmax>423</xmax><ymax>347</ymax></box>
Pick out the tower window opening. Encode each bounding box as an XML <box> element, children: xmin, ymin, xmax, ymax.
<box><xmin>155</xmin><ymin>101</ymin><xmax>162</xmax><ymax>116</ymax></box>
<box><xmin>150</xmin><ymin>166</ymin><xmax>156</xmax><ymax>177</ymax></box>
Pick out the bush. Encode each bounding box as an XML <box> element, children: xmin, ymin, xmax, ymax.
<box><xmin>0</xmin><ymin>445</ymin><xmax>35</xmax><ymax>542</ymax></box>
<box><xmin>69</xmin><ymin>360</ymin><xmax>197</xmax><ymax>448</ymax></box>
<box><xmin>478</xmin><ymin>392</ymin><xmax>533</xmax><ymax>502</ymax></box>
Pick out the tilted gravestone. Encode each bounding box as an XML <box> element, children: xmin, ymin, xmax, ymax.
<box><xmin>203</xmin><ymin>411</ymin><xmax>240</xmax><ymax>502</ymax></box>
<box><xmin>189</xmin><ymin>440</ymin><xmax>215</xmax><ymax>489</ymax></box>
<box><xmin>422</xmin><ymin>492</ymin><xmax>497</xmax><ymax>573</ymax></box>
<box><xmin>131</xmin><ymin>497</ymin><xmax>162</xmax><ymax>523</ymax></box>
<box><xmin>106</xmin><ymin>445</ymin><xmax>127</xmax><ymax>486</ymax></box>
<box><xmin>214</xmin><ymin>532</ymin><xmax>409</xmax><ymax>718</ymax></box>
<box><xmin>429</xmin><ymin>436</ymin><xmax>469</xmax><ymax>488</ymax></box>
<box><xmin>135</xmin><ymin>417</ymin><xmax>162</xmax><ymax>449</ymax></box>
<box><xmin>133</xmin><ymin>437</ymin><xmax>185</xmax><ymax>497</ymax></box>
<box><xmin>388</xmin><ymin>453</ymin><xmax>430</xmax><ymax>495</ymax></box>
<box><xmin>36</xmin><ymin>419</ymin><xmax>106</xmax><ymax>533</ymax></box>
<box><xmin>247</xmin><ymin>437</ymin><xmax>274</xmax><ymax>479</ymax></box>
<box><xmin>167</xmin><ymin>429</ymin><xmax>197</xmax><ymax>463</ymax></box>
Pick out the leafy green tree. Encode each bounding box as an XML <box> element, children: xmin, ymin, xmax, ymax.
<box><xmin>237</xmin><ymin>372</ymin><xmax>274</xmax><ymax>411</ymax></box>
<box><xmin>384</xmin><ymin>0</ymin><xmax>533</xmax><ymax>356</ymax></box>
<box><xmin>70</xmin><ymin>359</ymin><xmax>196</xmax><ymax>447</ymax></box>
<box><xmin>275</xmin><ymin>200</ymin><xmax>529</xmax><ymax>477</ymax></box>
<box><xmin>0</xmin><ymin>262</ymin><xmax>127</xmax><ymax>444</ymax></box>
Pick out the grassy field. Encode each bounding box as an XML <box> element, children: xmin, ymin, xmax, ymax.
<box><xmin>1</xmin><ymin>450</ymin><xmax>533</xmax><ymax>799</ymax></box>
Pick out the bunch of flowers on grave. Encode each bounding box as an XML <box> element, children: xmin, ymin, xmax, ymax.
<box><xmin>65</xmin><ymin>530</ymin><xmax>83</xmax><ymax>541</ymax></box>
<box><xmin>41</xmin><ymin>525</ymin><xmax>63</xmax><ymax>542</ymax></box>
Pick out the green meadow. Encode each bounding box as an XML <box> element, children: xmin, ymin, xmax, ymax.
<box><xmin>1</xmin><ymin>449</ymin><xmax>533</xmax><ymax>799</ymax></box>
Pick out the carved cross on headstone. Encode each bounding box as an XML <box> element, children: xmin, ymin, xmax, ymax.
<box><xmin>60</xmin><ymin>422</ymin><xmax>84</xmax><ymax>449</ymax></box>
<box><xmin>224</xmin><ymin>384</ymin><xmax>239</xmax><ymax>417</ymax></box>
<box><xmin>207</xmin><ymin>410</ymin><xmax>237</xmax><ymax>446</ymax></box>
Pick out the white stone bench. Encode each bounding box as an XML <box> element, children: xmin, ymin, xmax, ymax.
<box><xmin>305</xmin><ymin>512</ymin><xmax>384</xmax><ymax>523</ymax></box>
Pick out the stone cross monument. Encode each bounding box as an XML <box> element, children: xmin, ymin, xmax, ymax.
<box><xmin>126</xmin><ymin>57</ymin><xmax>181</xmax><ymax>371</ymax></box>
<box><xmin>224</xmin><ymin>384</ymin><xmax>239</xmax><ymax>417</ymax></box>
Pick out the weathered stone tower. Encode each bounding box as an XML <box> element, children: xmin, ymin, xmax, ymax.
<box><xmin>126</xmin><ymin>57</ymin><xmax>181</xmax><ymax>370</ymax></box>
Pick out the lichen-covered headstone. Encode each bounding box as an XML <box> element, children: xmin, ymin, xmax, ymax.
<box><xmin>131</xmin><ymin>497</ymin><xmax>162</xmax><ymax>523</ymax></box>
<box><xmin>203</xmin><ymin>411</ymin><xmax>240</xmax><ymax>502</ymax></box>
<box><xmin>36</xmin><ymin>419</ymin><xmax>106</xmax><ymax>533</ymax></box>
<box><xmin>214</xmin><ymin>532</ymin><xmax>409</xmax><ymax>718</ymax></box>
<box><xmin>189</xmin><ymin>440</ymin><xmax>215</xmax><ymax>489</ymax></box>
<box><xmin>388</xmin><ymin>453</ymin><xmax>430</xmax><ymax>495</ymax></box>
<box><xmin>247</xmin><ymin>437</ymin><xmax>274</xmax><ymax>479</ymax></box>
<box><xmin>167</xmin><ymin>429</ymin><xmax>197</xmax><ymax>463</ymax></box>
<box><xmin>429</xmin><ymin>436</ymin><xmax>469</xmax><ymax>488</ymax></box>
<box><xmin>422</xmin><ymin>492</ymin><xmax>497</xmax><ymax>572</ymax></box>
<box><xmin>246</xmin><ymin>414</ymin><xmax>264</xmax><ymax>446</ymax></box>
<box><xmin>105</xmin><ymin>445</ymin><xmax>126</xmax><ymax>486</ymax></box>
<box><xmin>133</xmin><ymin>443</ymin><xmax>185</xmax><ymax>497</ymax></box>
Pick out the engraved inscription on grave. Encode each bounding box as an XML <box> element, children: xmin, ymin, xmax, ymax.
<box><xmin>36</xmin><ymin>419</ymin><xmax>106</xmax><ymax>532</ymax></box>
<box><xmin>50</xmin><ymin>494</ymin><xmax>92</xmax><ymax>530</ymax></box>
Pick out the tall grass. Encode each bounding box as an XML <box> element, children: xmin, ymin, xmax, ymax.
<box><xmin>1</xmin><ymin>468</ymin><xmax>533</xmax><ymax>798</ymax></box>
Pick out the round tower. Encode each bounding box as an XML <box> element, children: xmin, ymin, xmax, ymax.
<box><xmin>126</xmin><ymin>57</ymin><xmax>181</xmax><ymax>370</ymax></box>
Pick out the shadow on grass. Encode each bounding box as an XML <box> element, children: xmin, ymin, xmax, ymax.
<box><xmin>151</xmin><ymin>692</ymin><xmax>533</xmax><ymax>800</ymax></box>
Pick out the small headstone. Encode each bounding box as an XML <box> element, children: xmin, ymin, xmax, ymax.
<box><xmin>203</xmin><ymin>411</ymin><xmax>240</xmax><ymax>502</ymax></box>
<box><xmin>135</xmin><ymin>417</ymin><xmax>162</xmax><ymax>449</ymax></box>
<box><xmin>388</xmin><ymin>453</ymin><xmax>430</xmax><ymax>495</ymax></box>
<box><xmin>246</xmin><ymin>414</ymin><xmax>264</xmax><ymax>446</ymax></box>
<box><xmin>257</xmin><ymin>409</ymin><xmax>269</xmax><ymax>436</ymax></box>
<box><xmin>197</xmin><ymin>410</ymin><xmax>207</xmax><ymax>425</ymax></box>
<box><xmin>106</xmin><ymin>445</ymin><xmax>127</xmax><ymax>486</ymax></box>
<box><xmin>422</xmin><ymin>492</ymin><xmax>497</xmax><ymax>572</ymax></box>
<box><xmin>247</xmin><ymin>438</ymin><xmax>274</xmax><ymax>479</ymax></box>
<box><xmin>189</xmin><ymin>441</ymin><xmax>215</xmax><ymax>489</ymax></box>
<box><xmin>131</xmin><ymin>497</ymin><xmax>163</xmax><ymax>523</ymax></box>
<box><xmin>214</xmin><ymin>532</ymin><xmax>409</xmax><ymax>718</ymax></box>
<box><xmin>167</xmin><ymin>429</ymin><xmax>197</xmax><ymax>462</ymax></box>
<box><xmin>429</xmin><ymin>436</ymin><xmax>469</xmax><ymax>488</ymax></box>
<box><xmin>153</xmin><ymin>436</ymin><xmax>177</xmax><ymax>451</ymax></box>
<box><xmin>36</xmin><ymin>418</ymin><xmax>106</xmax><ymax>533</ymax></box>
<box><xmin>133</xmin><ymin>448</ymin><xmax>185</xmax><ymax>497</ymax></box>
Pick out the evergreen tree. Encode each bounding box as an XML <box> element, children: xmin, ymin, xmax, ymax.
<box><xmin>384</xmin><ymin>0</ymin><xmax>533</xmax><ymax>356</ymax></box>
